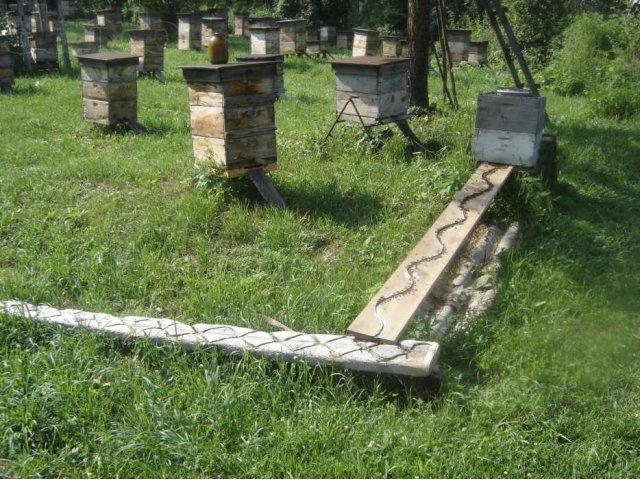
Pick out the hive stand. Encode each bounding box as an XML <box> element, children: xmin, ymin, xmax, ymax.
<box><xmin>128</xmin><ymin>29</ymin><xmax>166</xmax><ymax>82</ymax></box>
<box><xmin>324</xmin><ymin>56</ymin><xmax>425</xmax><ymax>151</ymax></box>
<box><xmin>77</xmin><ymin>52</ymin><xmax>147</xmax><ymax>133</ymax></box>
<box><xmin>180</xmin><ymin>62</ymin><xmax>285</xmax><ymax>209</ymax></box>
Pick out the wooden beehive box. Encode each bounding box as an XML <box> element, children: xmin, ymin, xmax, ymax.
<box><xmin>250</xmin><ymin>26</ymin><xmax>280</xmax><ymax>55</ymax></box>
<box><xmin>446</xmin><ymin>29</ymin><xmax>471</xmax><ymax>64</ymax></box>
<box><xmin>235</xmin><ymin>54</ymin><xmax>285</xmax><ymax>98</ymax></box>
<box><xmin>201</xmin><ymin>16</ymin><xmax>227</xmax><ymax>46</ymax></box>
<box><xmin>207</xmin><ymin>7</ymin><xmax>228</xmax><ymax>26</ymax></box>
<box><xmin>352</xmin><ymin>28</ymin><xmax>379</xmax><ymax>56</ymax></box>
<box><xmin>180</xmin><ymin>62</ymin><xmax>279</xmax><ymax>177</ymax></box>
<box><xmin>307</xmin><ymin>27</ymin><xmax>319</xmax><ymax>42</ymax></box>
<box><xmin>139</xmin><ymin>12</ymin><xmax>161</xmax><ymax>30</ymax></box>
<box><xmin>0</xmin><ymin>35</ymin><xmax>15</xmax><ymax>90</ymax></box>
<box><xmin>320</xmin><ymin>26</ymin><xmax>336</xmax><ymax>46</ymax></box>
<box><xmin>97</xmin><ymin>8</ymin><xmax>121</xmax><ymax>39</ymax></box>
<box><xmin>330</xmin><ymin>56</ymin><xmax>409</xmax><ymax>126</ymax></box>
<box><xmin>234</xmin><ymin>11</ymin><xmax>249</xmax><ymax>37</ymax></box>
<box><xmin>382</xmin><ymin>36</ymin><xmax>403</xmax><ymax>57</ymax></box>
<box><xmin>77</xmin><ymin>52</ymin><xmax>139</xmax><ymax>126</ymax></box>
<box><xmin>129</xmin><ymin>29</ymin><xmax>165</xmax><ymax>74</ymax></box>
<box><xmin>276</xmin><ymin>19</ymin><xmax>306</xmax><ymax>55</ymax></box>
<box><xmin>336</xmin><ymin>30</ymin><xmax>353</xmax><ymax>50</ymax></box>
<box><xmin>474</xmin><ymin>90</ymin><xmax>546</xmax><ymax>168</ymax></box>
<box><xmin>177</xmin><ymin>13</ymin><xmax>201</xmax><ymax>50</ymax></box>
<box><xmin>69</xmin><ymin>41</ymin><xmax>99</xmax><ymax>56</ymax></box>
<box><xmin>29</xmin><ymin>32</ymin><xmax>57</xmax><ymax>70</ymax></box>
<box><xmin>468</xmin><ymin>40</ymin><xmax>488</xmax><ymax>66</ymax></box>
<box><xmin>249</xmin><ymin>17</ymin><xmax>278</xmax><ymax>28</ymax></box>
<box><xmin>84</xmin><ymin>24</ymin><xmax>108</xmax><ymax>48</ymax></box>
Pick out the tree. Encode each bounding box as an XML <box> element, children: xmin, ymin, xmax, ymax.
<box><xmin>407</xmin><ymin>0</ymin><xmax>430</xmax><ymax>107</ymax></box>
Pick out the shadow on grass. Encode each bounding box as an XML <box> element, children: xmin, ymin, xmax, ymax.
<box><xmin>278</xmin><ymin>181</ymin><xmax>384</xmax><ymax>227</ymax></box>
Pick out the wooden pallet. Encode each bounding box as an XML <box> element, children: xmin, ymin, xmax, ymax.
<box><xmin>347</xmin><ymin>162</ymin><xmax>514</xmax><ymax>344</ymax></box>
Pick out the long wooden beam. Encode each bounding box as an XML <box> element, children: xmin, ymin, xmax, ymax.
<box><xmin>0</xmin><ymin>301</ymin><xmax>440</xmax><ymax>378</ymax></box>
<box><xmin>347</xmin><ymin>163</ymin><xmax>514</xmax><ymax>344</ymax></box>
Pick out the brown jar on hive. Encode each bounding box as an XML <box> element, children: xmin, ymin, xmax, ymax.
<box><xmin>207</xmin><ymin>32</ymin><xmax>228</xmax><ymax>64</ymax></box>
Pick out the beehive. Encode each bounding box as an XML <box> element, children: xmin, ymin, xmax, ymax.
<box><xmin>201</xmin><ymin>17</ymin><xmax>227</xmax><ymax>47</ymax></box>
<box><xmin>77</xmin><ymin>52</ymin><xmax>139</xmax><ymax>126</ymax></box>
<box><xmin>84</xmin><ymin>24</ymin><xmax>108</xmax><ymax>48</ymax></box>
<box><xmin>446</xmin><ymin>29</ymin><xmax>471</xmax><ymax>64</ymax></box>
<box><xmin>180</xmin><ymin>62</ymin><xmax>279</xmax><ymax>177</ymax></box>
<box><xmin>236</xmin><ymin>54</ymin><xmax>285</xmax><ymax>98</ymax></box>
<box><xmin>382</xmin><ymin>36</ymin><xmax>403</xmax><ymax>57</ymax></box>
<box><xmin>0</xmin><ymin>35</ymin><xmax>15</xmax><ymax>90</ymax></box>
<box><xmin>29</xmin><ymin>32</ymin><xmax>58</xmax><ymax>70</ymax></box>
<box><xmin>178</xmin><ymin>12</ymin><xmax>201</xmax><ymax>50</ymax></box>
<box><xmin>250</xmin><ymin>26</ymin><xmax>279</xmax><ymax>55</ymax></box>
<box><xmin>320</xmin><ymin>26</ymin><xmax>336</xmax><ymax>46</ymax></box>
<box><xmin>129</xmin><ymin>29</ymin><xmax>165</xmax><ymax>74</ymax></box>
<box><xmin>306</xmin><ymin>27</ymin><xmax>319</xmax><ymax>42</ymax></box>
<box><xmin>249</xmin><ymin>17</ymin><xmax>278</xmax><ymax>28</ymax></box>
<box><xmin>97</xmin><ymin>8</ymin><xmax>121</xmax><ymax>39</ymax></box>
<box><xmin>207</xmin><ymin>7</ymin><xmax>228</xmax><ymax>26</ymax></box>
<box><xmin>69</xmin><ymin>41</ymin><xmax>99</xmax><ymax>56</ymax></box>
<box><xmin>331</xmin><ymin>56</ymin><xmax>409</xmax><ymax>126</ymax></box>
<box><xmin>234</xmin><ymin>11</ymin><xmax>249</xmax><ymax>37</ymax></box>
<box><xmin>352</xmin><ymin>28</ymin><xmax>379</xmax><ymax>56</ymax></box>
<box><xmin>468</xmin><ymin>40</ymin><xmax>488</xmax><ymax>66</ymax></box>
<box><xmin>473</xmin><ymin>90</ymin><xmax>546</xmax><ymax>168</ymax></box>
<box><xmin>139</xmin><ymin>12</ymin><xmax>162</xmax><ymax>30</ymax></box>
<box><xmin>276</xmin><ymin>19</ymin><xmax>306</xmax><ymax>55</ymax></box>
<box><xmin>336</xmin><ymin>31</ymin><xmax>353</xmax><ymax>50</ymax></box>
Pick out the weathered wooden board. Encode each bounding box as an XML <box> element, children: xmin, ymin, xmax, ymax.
<box><xmin>178</xmin><ymin>13</ymin><xmax>201</xmax><ymax>50</ymax></box>
<box><xmin>382</xmin><ymin>36</ymin><xmax>403</xmax><ymax>57</ymax></box>
<box><xmin>250</xmin><ymin>27</ymin><xmax>280</xmax><ymax>55</ymax></box>
<box><xmin>347</xmin><ymin>163</ymin><xmax>514</xmax><ymax>343</ymax></box>
<box><xmin>468</xmin><ymin>40</ymin><xmax>488</xmax><ymax>66</ymax></box>
<box><xmin>476</xmin><ymin>92</ymin><xmax>546</xmax><ymax>134</ymax></box>
<box><xmin>335</xmin><ymin>71</ymin><xmax>406</xmax><ymax>95</ymax></box>
<box><xmin>83</xmin><ymin>98</ymin><xmax>137</xmax><ymax>124</ymax></box>
<box><xmin>336</xmin><ymin>90</ymin><xmax>408</xmax><ymax>123</ymax></box>
<box><xmin>192</xmin><ymin>129</ymin><xmax>277</xmax><ymax>170</ymax></box>
<box><xmin>82</xmin><ymin>80</ymin><xmax>136</xmax><ymax>101</ymax></box>
<box><xmin>187</xmin><ymin>77</ymin><xmax>273</xmax><ymax>104</ymax></box>
<box><xmin>336</xmin><ymin>31</ymin><xmax>353</xmax><ymax>50</ymax></box>
<box><xmin>80</xmin><ymin>63</ymin><xmax>137</xmax><ymax>82</ymax></box>
<box><xmin>446</xmin><ymin>29</ymin><xmax>471</xmax><ymax>64</ymax></box>
<box><xmin>352</xmin><ymin>29</ymin><xmax>379</xmax><ymax>56</ymax></box>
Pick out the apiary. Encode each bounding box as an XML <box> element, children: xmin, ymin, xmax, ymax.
<box><xmin>250</xmin><ymin>26</ymin><xmax>280</xmax><ymax>55</ymax></box>
<box><xmin>336</xmin><ymin>30</ymin><xmax>353</xmax><ymax>50</ymax></box>
<box><xmin>0</xmin><ymin>35</ymin><xmax>15</xmax><ymax>91</ymax></box>
<box><xmin>330</xmin><ymin>56</ymin><xmax>409</xmax><ymax>126</ymax></box>
<box><xmin>69</xmin><ymin>41</ymin><xmax>98</xmax><ymax>56</ymax></box>
<box><xmin>97</xmin><ymin>8</ymin><xmax>121</xmax><ymax>39</ymax></box>
<box><xmin>468</xmin><ymin>40</ymin><xmax>488</xmax><ymax>66</ymax></box>
<box><xmin>473</xmin><ymin>89</ymin><xmax>546</xmax><ymax>168</ymax></box>
<box><xmin>235</xmin><ymin>54</ymin><xmax>285</xmax><ymax>98</ymax></box>
<box><xmin>320</xmin><ymin>26</ymin><xmax>336</xmax><ymax>46</ymax></box>
<box><xmin>84</xmin><ymin>24</ymin><xmax>108</xmax><ymax>48</ymax></box>
<box><xmin>77</xmin><ymin>52</ymin><xmax>139</xmax><ymax>126</ymax></box>
<box><xmin>382</xmin><ymin>35</ymin><xmax>404</xmax><ymax>57</ymax></box>
<box><xmin>446</xmin><ymin>28</ymin><xmax>471</xmax><ymax>64</ymax></box>
<box><xmin>180</xmin><ymin>62</ymin><xmax>279</xmax><ymax>177</ymax></box>
<box><xmin>29</xmin><ymin>32</ymin><xmax>58</xmax><ymax>70</ymax></box>
<box><xmin>352</xmin><ymin>28</ymin><xmax>379</xmax><ymax>56</ymax></box>
<box><xmin>128</xmin><ymin>29</ymin><xmax>165</xmax><ymax>76</ymax></box>
<box><xmin>276</xmin><ymin>19</ymin><xmax>306</xmax><ymax>55</ymax></box>
<box><xmin>202</xmin><ymin>16</ymin><xmax>227</xmax><ymax>46</ymax></box>
<box><xmin>234</xmin><ymin>11</ymin><xmax>249</xmax><ymax>37</ymax></box>
<box><xmin>177</xmin><ymin>12</ymin><xmax>201</xmax><ymax>50</ymax></box>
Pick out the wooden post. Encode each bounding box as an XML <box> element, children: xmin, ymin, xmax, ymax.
<box><xmin>56</xmin><ymin>0</ymin><xmax>71</xmax><ymax>73</ymax></box>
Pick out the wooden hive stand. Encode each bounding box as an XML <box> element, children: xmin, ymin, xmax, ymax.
<box><xmin>325</xmin><ymin>56</ymin><xmax>425</xmax><ymax>150</ymax></box>
<box><xmin>0</xmin><ymin>35</ymin><xmax>15</xmax><ymax>93</ymax></box>
<box><xmin>128</xmin><ymin>29</ymin><xmax>166</xmax><ymax>82</ymax></box>
<box><xmin>77</xmin><ymin>52</ymin><xmax>146</xmax><ymax>133</ymax></box>
<box><xmin>180</xmin><ymin>62</ymin><xmax>285</xmax><ymax>208</ymax></box>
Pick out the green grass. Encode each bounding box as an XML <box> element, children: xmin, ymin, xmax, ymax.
<box><xmin>1</xmin><ymin>23</ymin><xmax>639</xmax><ymax>477</ymax></box>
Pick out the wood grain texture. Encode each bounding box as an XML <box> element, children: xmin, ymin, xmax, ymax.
<box><xmin>347</xmin><ymin>163</ymin><xmax>514</xmax><ymax>344</ymax></box>
<box><xmin>0</xmin><ymin>301</ymin><xmax>440</xmax><ymax>377</ymax></box>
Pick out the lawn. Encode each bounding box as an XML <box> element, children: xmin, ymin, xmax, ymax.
<box><xmin>0</xmin><ymin>22</ymin><xmax>639</xmax><ymax>477</ymax></box>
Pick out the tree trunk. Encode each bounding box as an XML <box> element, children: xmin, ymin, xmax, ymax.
<box><xmin>407</xmin><ymin>0</ymin><xmax>430</xmax><ymax>107</ymax></box>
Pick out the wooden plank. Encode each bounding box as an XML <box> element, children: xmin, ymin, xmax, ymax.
<box><xmin>347</xmin><ymin>163</ymin><xmax>514</xmax><ymax>344</ymax></box>
<box><xmin>476</xmin><ymin>93</ymin><xmax>546</xmax><ymax>134</ymax></box>
<box><xmin>247</xmin><ymin>168</ymin><xmax>286</xmax><ymax>209</ymax></box>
